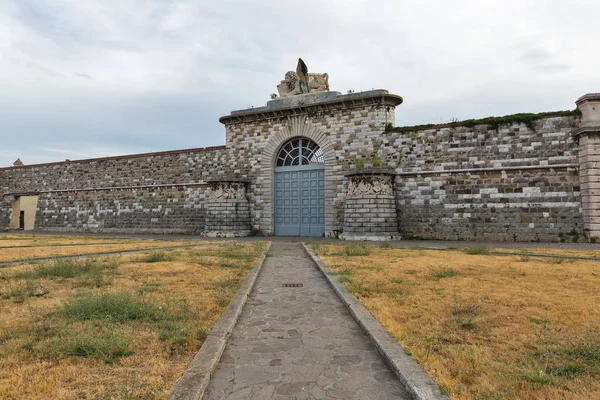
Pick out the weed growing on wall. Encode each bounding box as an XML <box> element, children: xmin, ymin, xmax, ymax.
<box><xmin>385</xmin><ymin>109</ymin><xmax>581</xmax><ymax>133</ymax></box>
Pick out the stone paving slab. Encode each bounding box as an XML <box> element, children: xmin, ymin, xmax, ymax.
<box><xmin>204</xmin><ymin>242</ymin><xmax>410</xmax><ymax>400</ymax></box>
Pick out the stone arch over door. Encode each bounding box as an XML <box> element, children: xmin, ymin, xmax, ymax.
<box><xmin>260</xmin><ymin>116</ymin><xmax>336</xmax><ymax>236</ymax></box>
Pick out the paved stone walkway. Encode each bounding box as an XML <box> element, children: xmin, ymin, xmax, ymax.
<box><xmin>204</xmin><ymin>242</ymin><xmax>410</xmax><ymax>400</ymax></box>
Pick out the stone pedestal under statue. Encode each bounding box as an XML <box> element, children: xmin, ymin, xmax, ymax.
<box><xmin>204</xmin><ymin>179</ymin><xmax>251</xmax><ymax>237</ymax></box>
<box><xmin>340</xmin><ymin>170</ymin><xmax>400</xmax><ymax>241</ymax></box>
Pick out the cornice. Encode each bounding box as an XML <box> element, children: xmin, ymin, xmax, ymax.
<box><xmin>219</xmin><ymin>90</ymin><xmax>403</xmax><ymax>125</ymax></box>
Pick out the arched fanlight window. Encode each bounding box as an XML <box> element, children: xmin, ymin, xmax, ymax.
<box><xmin>276</xmin><ymin>138</ymin><xmax>324</xmax><ymax>167</ymax></box>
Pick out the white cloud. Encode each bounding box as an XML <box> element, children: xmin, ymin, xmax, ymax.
<box><xmin>0</xmin><ymin>0</ymin><xmax>599</xmax><ymax>166</ymax></box>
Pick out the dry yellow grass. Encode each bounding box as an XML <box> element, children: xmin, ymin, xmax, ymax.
<box><xmin>310</xmin><ymin>243</ymin><xmax>600</xmax><ymax>400</ymax></box>
<box><xmin>0</xmin><ymin>242</ymin><xmax>266</xmax><ymax>399</ymax></box>
<box><xmin>0</xmin><ymin>234</ymin><xmax>201</xmax><ymax>262</ymax></box>
<box><xmin>0</xmin><ymin>234</ymin><xmax>126</xmax><ymax>247</ymax></box>
<box><xmin>492</xmin><ymin>247</ymin><xmax>600</xmax><ymax>259</ymax></box>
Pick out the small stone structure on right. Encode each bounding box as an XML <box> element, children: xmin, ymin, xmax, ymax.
<box><xmin>573</xmin><ymin>93</ymin><xmax>600</xmax><ymax>242</ymax></box>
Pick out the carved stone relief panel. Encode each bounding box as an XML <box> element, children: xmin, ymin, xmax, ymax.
<box><xmin>347</xmin><ymin>174</ymin><xmax>394</xmax><ymax>196</ymax></box>
<box><xmin>206</xmin><ymin>181</ymin><xmax>247</xmax><ymax>201</ymax></box>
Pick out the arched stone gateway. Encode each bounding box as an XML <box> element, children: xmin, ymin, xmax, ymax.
<box><xmin>274</xmin><ymin>137</ymin><xmax>325</xmax><ymax>236</ymax></box>
<box><xmin>260</xmin><ymin>116</ymin><xmax>336</xmax><ymax>236</ymax></box>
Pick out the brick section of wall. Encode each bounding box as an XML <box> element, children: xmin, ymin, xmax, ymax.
<box><xmin>387</xmin><ymin>116</ymin><xmax>583</xmax><ymax>242</ymax></box>
<box><xmin>204</xmin><ymin>200</ymin><xmax>251</xmax><ymax>237</ymax></box>
<box><xmin>0</xmin><ymin>148</ymin><xmax>231</xmax><ymax>233</ymax></box>
<box><xmin>1</xmin><ymin>147</ymin><xmax>231</xmax><ymax>192</ymax></box>
<box><xmin>385</xmin><ymin>116</ymin><xmax>579</xmax><ymax>173</ymax></box>
<box><xmin>0</xmin><ymin>174</ymin><xmax>11</xmax><ymax>228</ymax></box>
<box><xmin>396</xmin><ymin>167</ymin><xmax>582</xmax><ymax>242</ymax></box>
<box><xmin>343</xmin><ymin>194</ymin><xmax>398</xmax><ymax>235</ymax></box>
<box><xmin>341</xmin><ymin>172</ymin><xmax>398</xmax><ymax>239</ymax></box>
<box><xmin>33</xmin><ymin>186</ymin><xmax>206</xmax><ymax>234</ymax></box>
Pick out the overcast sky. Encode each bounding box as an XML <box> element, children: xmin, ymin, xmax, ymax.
<box><xmin>1</xmin><ymin>0</ymin><xmax>598</xmax><ymax>167</ymax></box>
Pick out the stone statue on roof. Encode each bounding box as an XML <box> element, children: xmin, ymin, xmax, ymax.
<box><xmin>276</xmin><ymin>58</ymin><xmax>329</xmax><ymax>98</ymax></box>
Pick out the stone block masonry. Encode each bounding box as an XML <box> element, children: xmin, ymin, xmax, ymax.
<box><xmin>573</xmin><ymin>93</ymin><xmax>600</xmax><ymax>242</ymax></box>
<box><xmin>396</xmin><ymin>167</ymin><xmax>581</xmax><ymax>242</ymax></box>
<box><xmin>0</xmin><ymin>174</ymin><xmax>11</xmax><ymax>229</ymax></box>
<box><xmin>0</xmin><ymin>89</ymin><xmax>597</xmax><ymax>242</ymax></box>
<box><xmin>341</xmin><ymin>170</ymin><xmax>399</xmax><ymax>240</ymax></box>
<box><xmin>204</xmin><ymin>180</ymin><xmax>251</xmax><ymax>237</ymax></box>
<box><xmin>384</xmin><ymin>112</ymin><xmax>584</xmax><ymax>242</ymax></box>
<box><xmin>34</xmin><ymin>185</ymin><xmax>206</xmax><ymax>234</ymax></box>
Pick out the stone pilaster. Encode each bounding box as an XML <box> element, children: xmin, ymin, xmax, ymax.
<box><xmin>204</xmin><ymin>179</ymin><xmax>251</xmax><ymax>237</ymax></box>
<box><xmin>573</xmin><ymin>93</ymin><xmax>600</xmax><ymax>242</ymax></box>
<box><xmin>340</xmin><ymin>170</ymin><xmax>399</xmax><ymax>241</ymax></box>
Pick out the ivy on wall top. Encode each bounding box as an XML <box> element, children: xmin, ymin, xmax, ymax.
<box><xmin>384</xmin><ymin>109</ymin><xmax>582</xmax><ymax>134</ymax></box>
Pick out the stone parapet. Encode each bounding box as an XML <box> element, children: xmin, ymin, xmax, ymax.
<box><xmin>204</xmin><ymin>180</ymin><xmax>251</xmax><ymax>237</ymax></box>
<box><xmin>220</xmin><ymin>89</ymin><xmax>402</xmax><ymax>125</ymax></box>
<box><xmin>340</xmin><ymin>170</ymin><xmax>399</xmax><ymax>241</ymax></box>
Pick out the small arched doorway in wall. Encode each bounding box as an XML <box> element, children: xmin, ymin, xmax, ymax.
<box><xmin>274</xmin><ymin>137</ymin><xmax>325</xmax><ymax>236</ymax></box>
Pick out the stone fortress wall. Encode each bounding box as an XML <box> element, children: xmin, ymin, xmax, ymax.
<box><xmin>1</xmin><ymin>88</ymin><xmax>599</xmax><ymax>242</ymax></box>
<box><xmin>387</xmin><ymin>116</ymin><xmax>582</xmax><ymax>241</ymax></box>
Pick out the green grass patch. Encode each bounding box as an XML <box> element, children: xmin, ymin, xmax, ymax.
<box><xmin>530</xmin><ymin>316</ymin><xmax>551</xmax><ymax>325</ymax></box>
<box><xmin>463</xmin><ymin>246</ymin><xmax>491</xmax><ymax>255</ymax></box>
<box><xmin>451</xmin><ymin>295</ymin><xmax>481</xmax><ymax>330</ymax></box>
<box><xmin>561</xmin><ymin>337</ymin><xmax>600</xmax><ymax>368</ymax></box>
<box><xmin>15</xmin><ymin>257</ymin><xmax>117</xmax><ymax>280</ymax></box>
<box><xmin>63</xmin><ymin>292</ymin><xmax>192</xmax><ymax>323</ymax></box>
<box><xmin>212</xmin><ymin>277</ymin><xmax>242</xmax><ymax>307</ymax></box>
<box><xmin>138</xmin><ymin>251</ymin><xmax>174</xmax><ymax>263</ymax></box>
<box><xmin>74</xmin><ymin>268</ymin><xmax>113</xmax><ymax>288</ymax></box>
<box><xmin>429</xmin><ymin>266</ymin><xmax>459</xmax><ymax>280</ymax></box>
<box><xmin>521</xmin><ymin>361</ymin><xmax>556</xmax><ymax>385</ymax></box>
<box><xmin>348</xmin><ymin>277</ymin><xmax>372</xmax><ymax>298</ymax></box>
<box><xmin>136</xmin><ymin>282</ymin><xmax>162</xmax><ymax>294</ymax></box>
<box><xmin>1</xmin><ymin>279</ymin><xmax>37</xmax><ymax>303</ymax></box>
<box><xmin>52</xmin><ymin>329</ymin><xmax>132</xmax><ymax>364</ymax></box>
<box><xmin>547</xmin><ymin>257</ymin><xmax>574</xmax><ymax>265</ymax></box>
<box><xmin>344</xmin><ymin>243</ymin><xmax>371</xmax><ymax>257</ymax></box>
<box><xmin>157</xmin><ymin>322</ymin><xmax>190</xmax><ymax>355</ymax></box>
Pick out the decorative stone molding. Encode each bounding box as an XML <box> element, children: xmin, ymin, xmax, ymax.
<box><xmin>347</xmin><ymin>173</ymin><xmax>394</xmax><ymax>196</ymax></box>
<box><xmin>204</xmin><ymin>179</ymin><xmax>251</xmax><ymax>238</ymax></box>
<box><xmin>573</xmin><ymin>93</ymin><xmax>600</xmax><ymax>242</ymax></box>
<box><xmin>341</xmin><ymin>170</ymin><xmax>399</xmax><ymax>241</ymax></box>
<box><xmin>206</xmin><ymin>180</ymin><xmax>247</xmax><ymax>201</ymax></box>
<box><xmin>219</xmin><ymin>90</ymin><xmax>403</xmax><ymax>125</ymax></box>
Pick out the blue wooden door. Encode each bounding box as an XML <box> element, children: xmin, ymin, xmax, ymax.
<box><xmin>275</xmin><ymin>165</ymin><xmax>325</xmax><ymax>236</ymax></box>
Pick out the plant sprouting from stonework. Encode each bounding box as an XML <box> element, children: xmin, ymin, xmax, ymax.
<box><xmin>370</xmin><ymin>141</ymin><xmax>383</xmax><ymax>168</ymax></box>
<box><xmin>353</xmin><ymin>140</ymin><xmax>387</xmax><ymax>169</ymax></box>
<box><xmin>395</xmin><ymin>146</ymin><xmax>410</xmax><ymax>168</ymax></box>
<box><xmin>354</xmin><ymin>158</ymin><xmax>367</xmax><ymax>169</ymax></box>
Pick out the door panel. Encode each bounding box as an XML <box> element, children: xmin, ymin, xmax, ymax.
<box><xmin>275</xmin><ymin>167</ymin><xmax>324</xmax><ymax>236</ymax></box>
